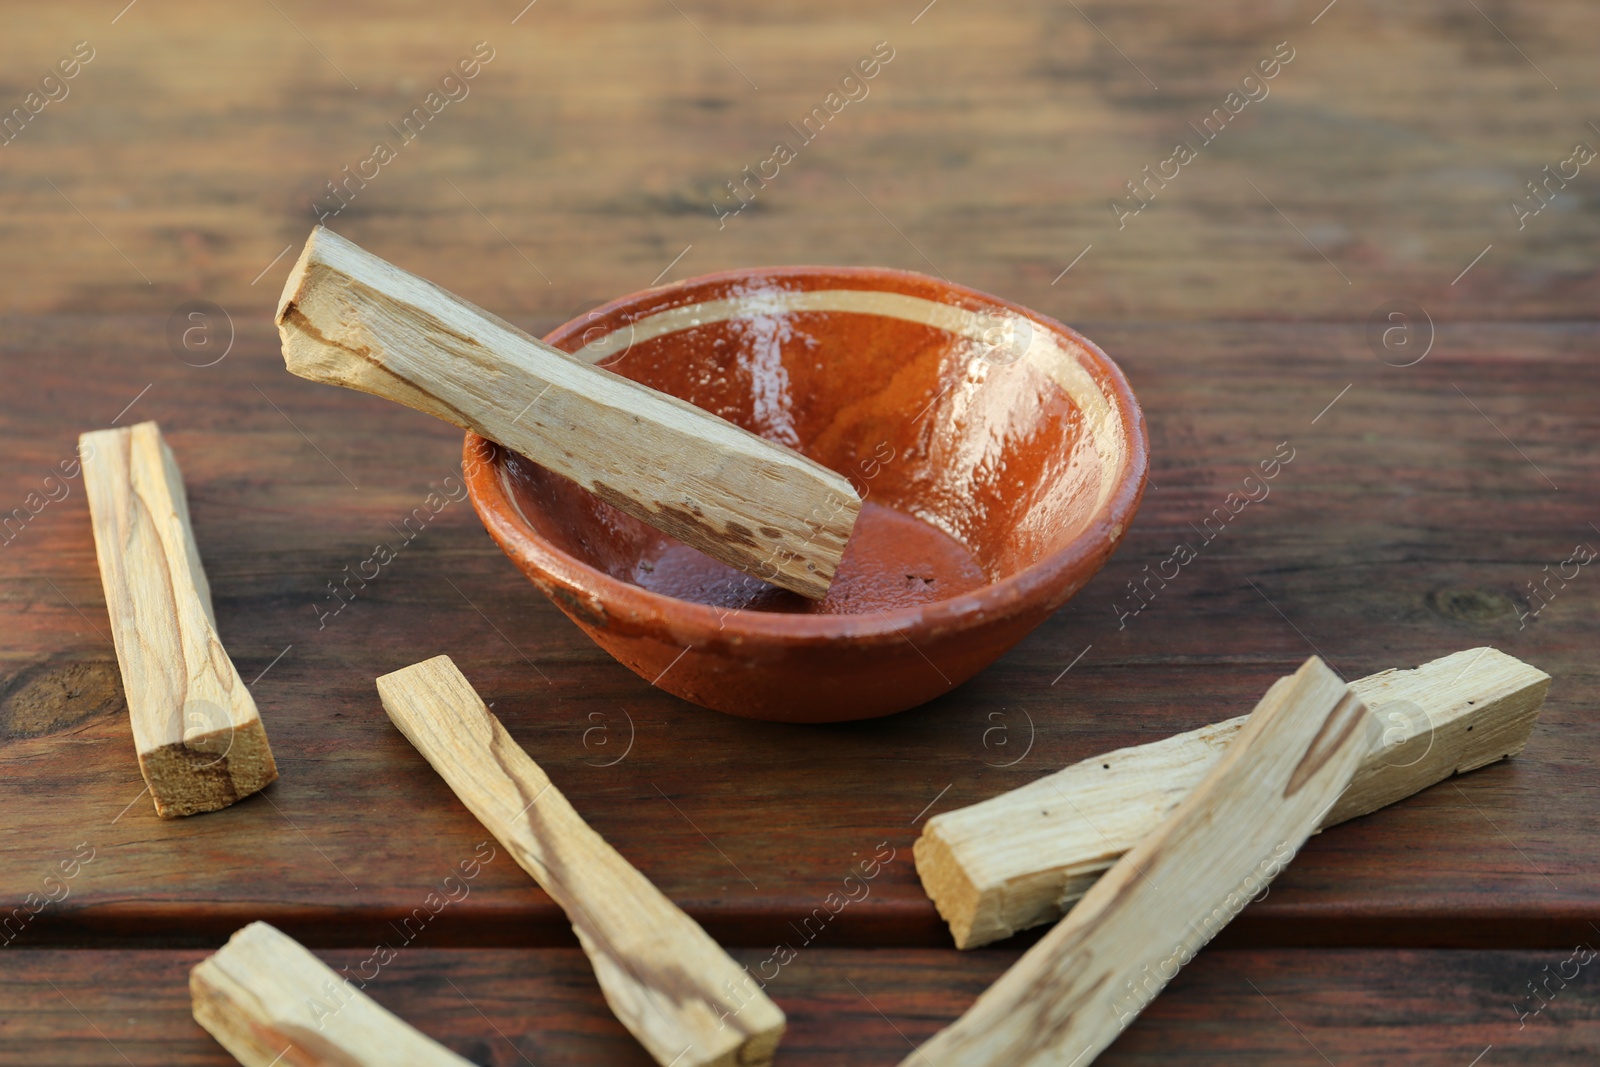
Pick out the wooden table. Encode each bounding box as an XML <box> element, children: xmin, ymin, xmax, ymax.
<box><xmin>3</xmin><ymin>0</ymin><xmax>1597</xmax><ymax>1062</ymax></box>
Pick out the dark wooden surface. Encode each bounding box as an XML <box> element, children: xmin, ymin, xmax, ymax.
<box><xmin>3</xmin><ymin>0</ymin><xmax>1597</xmax><ymax>1062</ymax></box>
<box><xmin>5</xmin><ymin>948</ymin><xmax>1597</xmax><ymax>1066</ymax></box>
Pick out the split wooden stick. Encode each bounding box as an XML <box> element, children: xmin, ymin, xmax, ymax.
<box><xmin>276</xmin><ymin>227</ymin><xmax>860</xmax><ymax>599</ymax></box>
<box><xmin>191</xmin><ymin>921</ymin><xmax>473</xmax><ymax>1066</ymax></box>
<box><xmin>376</xmin><ymin>655</ymin><xmax>785</xmax><ymax>1067</ymax></box>
<box><xmin>906</xmin><ymin>657</ymin><xmax>1370</xmax><ymax>1066</ymax></box>
<box><xmin>80</xmin><ymin>421</ymin><xmax>277</xmax><ymax>818</ymax></box>
<box><xmin>916</xmin><ymin>646</ymin><xmax>1548</xmax><ymax>948</ymax></box>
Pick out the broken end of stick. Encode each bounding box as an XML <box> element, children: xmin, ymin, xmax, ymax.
<box><xmin>274</xmin><ymin>227</ymin><xmax>368</xmax><ymax>389</ymax></box>
<box><xmin>143</xmin><ymin>719</ymin><xmax>278</xmax><ymax>819</ymax></box>
<box><xmin>376</xmin><ymin>654</ymin><xmax>462</xmax><ymax>708</ymax></box>
<box><xmin>727</xmin><ymin>470</ymin><xmax>861</xmax><ymax>601</ymax></box>
<box><xmin>913</xmin><ymin>832</ymin><xmax>988</xmax><ymax>950</ymax></box>
<box><xmin>805</xmin><ymin>475</ymin><xmax>863</xmax><ymax>596</ymax></box>
<box><xmin>274</xmin><ymin>225</ymin><xmax>326</xmax><ymax>327</ymax></box>
<box><xmin>374</xmin><ymin>656</ymin><xmax>482</xmax><ymax>770</ymax></box>
<box><xmin>275</xmin><ymin>228</ymin><xmax>465</xmax><ymax>428</ymax></box>
<box><xmin>189</xmin><ymin>924</ymin><xmax>302</xmax><ymax>1067</ymax></box>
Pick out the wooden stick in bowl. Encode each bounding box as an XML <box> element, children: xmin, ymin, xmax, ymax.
<box><xmin>275</xmin><ymin>227</ymin><xmax>860</xmax><ymax>600</ymax></box>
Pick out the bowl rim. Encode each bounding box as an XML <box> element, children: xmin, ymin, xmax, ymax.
<box><xmin>463</xmin><ymin>264</ymin><xmax>1148</xmax><ymax>648</ymax></box>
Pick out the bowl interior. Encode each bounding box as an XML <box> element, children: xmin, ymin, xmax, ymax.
<box><xmin>496</xmin><ymin>267</ymin><xmax>1135</xmax><ymax>616</ymax></box>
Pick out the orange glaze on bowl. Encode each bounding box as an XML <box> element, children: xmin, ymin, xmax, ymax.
<box><xmin>465</xmin><ymin>266</ymin><xmax>1147</xmax><ymax>722</ymax></box>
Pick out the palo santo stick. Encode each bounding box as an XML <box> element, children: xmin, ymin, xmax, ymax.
<box><xmin>80</xmin><ymin>421</ymin><xmax>277</xmax><ymax>818</ymax></box>
<box><xmin>191</xmin><ymin>921</ymin><xmax>473</xmax><ymax>1066</ymax></box>
<box><xmin>917</xmin><ymin>646</ymin><xmax>1548</xmax><ymax>948</ymax></box>
<box><xmin>276</xmin><ymin>226</ymin><xmax>860</xmax><ymax>599</ymax></box>
<box><xmin>906</xmin><ymin>657</ymin><xmax>1370</xmax><ymax>1067</ymax></box>
<box><xmin>377</xmin><ymin>655</ymin><xmax>785</xmax><ymax>1067</ymax></box>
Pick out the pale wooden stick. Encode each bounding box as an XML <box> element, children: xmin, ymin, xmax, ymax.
<box><xmin>376</xmin><ymin>655</ymin><xmax>785</xmax><ymax>1067</ymax></box>
<box><xmin>916</xmin><ymin>646</ymin><xmax>1548</xmax><ymax>948</ymax></box>
<box><xmin>905</xmin><ymin>657</ymin><xmax>1370</xmax><ymax>1066</ymax></box>
<box><xmin>191</xmin><ymin>921</ymin><xmax>473</xmax><ymax>1066</ymax></box>
<box><xmin>80</xmin><ymin>421</ymin><xmax>277</xmax><ymax>818</ymax></box>
<box><xmin>276</xmin><ymin>226</ymin><xmax>860</xmax><ymax>599</ymax></box>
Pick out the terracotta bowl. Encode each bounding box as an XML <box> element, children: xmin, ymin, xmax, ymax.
<box><xmin>462</xmin><ymin>266</ymin><xmax>1147</xmax><ymax>723</ymax></box>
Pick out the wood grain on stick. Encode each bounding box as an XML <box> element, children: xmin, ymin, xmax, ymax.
<box><xmin>917</xmin><ymin>646</ymin><xmax>1549</xmax><ymax>948</ymax></box>
<box><xmin>276</xmin><ymin>226</ymin><xmax>860</xmax><ymax>599</ymax></box>
<box><xmin>376</xmin><ymin>655</ymin><xmax>785</xmax><ymax>1067</ymax></box>
<box><xmin>191</xmin><ymin>921</ymin><xmax>472</xmax><ymax>1066</ymax></box>
<box><xmin>80</xmin><ymin>421</ymin><xmax>277</xmax><ymax>818</ymax></box>
<box><xmin>905</xmin><ymin>657</ymin><xmax>1370</xmax><ymax>1066</ymax></box>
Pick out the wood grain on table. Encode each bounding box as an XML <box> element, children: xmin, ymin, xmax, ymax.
<box><xmin>5</xmin><ymin>947</ymin><xmax>1598</xmax><ymax>1066</ymax></box>
<box><xmin>2</xmin><ymin>0</ymin><xmax>1597</xmax><ymax>1061</ymax></box>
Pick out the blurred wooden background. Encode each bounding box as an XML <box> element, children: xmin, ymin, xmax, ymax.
<box><xmin>3</xmin><ymin>0</ymin><xmax>1596</xmax><ymax>322</ymax></box>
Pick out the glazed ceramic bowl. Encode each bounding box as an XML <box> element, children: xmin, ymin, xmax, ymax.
<box><xmin>462</xmin><ymin>266</ymin><xmax>1147</xmax><ymax>722</ymax></box>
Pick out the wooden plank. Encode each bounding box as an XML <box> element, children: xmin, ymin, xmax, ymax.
<box><xmin>376</xmin><ymin>655</ymin><xmax>785</xmax><ymax>1067</ymax></box>
<box><xmin>906</xmin><ymin>657</ymin><xmax>1371</xmax><ymax>1065</ymax></box>
<box><xmin>277</xmin><ymin>226</ymin><xmax>859</xmax><ymax>599</ymax></box>
<box><xmin>190</xmin><ymin>921</ymin><xmax>472</xmax><ymax>1066</ymax></box>
<box><xmin>918</xmin><ymin>647</ymin><xmax>1550</xmax><ymax>948</ymax></box>
<box><xmin>2</xmin><ymin>320</ymin><xmax>1597</xmax><ymax>951</ymax></box>
<box><xmin>77</xmin><ymin>421</ymin><xmax>276</xmax><ymax>818</ymax></box>
<box><xmin>4</xmin><ymin>946</ymin><xmax>1594</xmax><ymax>1066</ymax></box>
